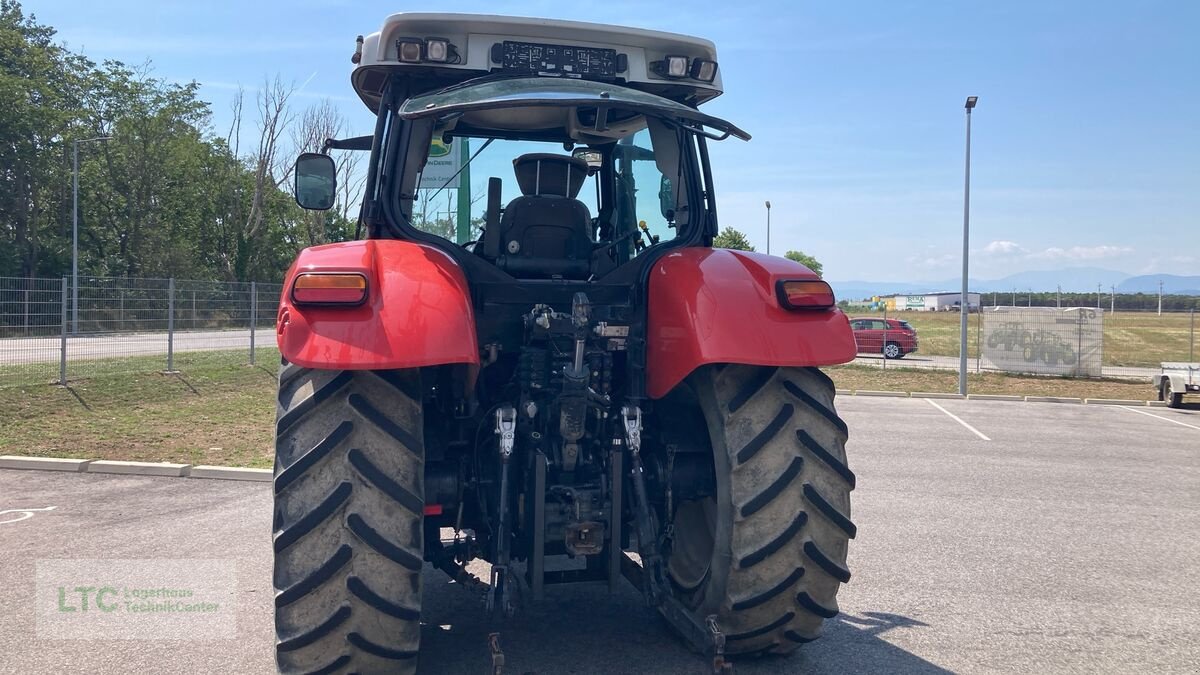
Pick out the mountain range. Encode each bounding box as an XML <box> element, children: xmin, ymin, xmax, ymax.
<box><xmin>829</xmin><ymin>268</ymin><xmax>1200</xmax><ymax>301</ymax></box>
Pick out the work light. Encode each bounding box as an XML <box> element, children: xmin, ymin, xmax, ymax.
<box><xmin>397</xmin><ymin>38</ymin><xmax>423</xmax><ymax>63</ymax></box>
<box><xmin>664</xmin><ymin>55</ymin><xmax>689</xmax><ymax>78</ymax></box>
<box><xmin>690</xmin><ymin>59</ymin><xmax>718</xmax><ymax>83</ymax></box>
<box><xmin>425</xmin><ymin>38</ymin><xmax>450</xmax><ymax>63</ymax></box>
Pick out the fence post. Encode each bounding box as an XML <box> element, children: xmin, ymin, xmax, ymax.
<box><xmin>249</xmin><ymin>281</ymin><xmax>257</xmax><ymax>366</ymax></box>
<box><xmin>881</xmin><ymin>305</ymin><xmax>887</xmax><ymax>371</ymax></box>
<box><xmin>1191</xmin><ymin>309</ymin><xmax>1195</xmax><ymax>363</ymax></box>
<box><xmin>24</xmin><ymin>286</ymin><xmax>30</xmax><ymax>331</ymax></box>
<box><xmin>165</xmin><ymin>278</ymin><xmax>177</xmax><ymax>373</ymax></box>
<box><xmin>119</xmin><ymin>291</ymin><xmax>124</xmax><ymax>325</ymax></box>
<box><xmin>192</xmin><ymin>291</ymin><xmax>197</xmax><ymax>327</ymax></box>
<box><xmin>59</xmin><ymin>276</ymin><xmax>68</xmax><ymax>385</ymax></box>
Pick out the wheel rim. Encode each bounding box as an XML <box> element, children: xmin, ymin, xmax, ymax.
<box><xmin>667</xmin><ymin>497</ymin><xmax>716</xmax><ymax>591</ymax></box>
<box><xmin>884</xmin><ymin>344</ymin><xmax>899</xmax><ymax>358</ymax></box>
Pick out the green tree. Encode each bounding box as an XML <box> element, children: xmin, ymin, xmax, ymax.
<box><xmin>712</xmin><ymin>227</ymin><xmax>755</xmax><ymax>251</ymax></box>
<box><xmin>784</xmin><ymin>250</ymin><xmax>823</xmax><ymax>276</ymax></box>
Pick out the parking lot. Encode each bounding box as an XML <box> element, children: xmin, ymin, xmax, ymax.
<box><xmin>1</xmin><ymin>396</ymin><xmax>1197</xmax><ymax>674</ymax></box>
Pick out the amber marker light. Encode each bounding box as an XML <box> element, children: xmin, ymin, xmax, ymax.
<box><xmin>292</xmin><ymin>273</ymin><xmax>368</xmax><ymax>306</ymax></box>
<box><xmin>776</xmin><ymin>279</ymin><xmax>835</xmax><ymax>310</ymax></box>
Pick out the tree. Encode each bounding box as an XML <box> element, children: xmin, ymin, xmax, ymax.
<box><xmin>713</xmin><ymin>227</ymin><xmax>755</xmax><ymax>251</ymax></box>
<box><xmin>785</xmin><ymin>250</ymin><xmax>823</xmax><ymax>277</ymax></box>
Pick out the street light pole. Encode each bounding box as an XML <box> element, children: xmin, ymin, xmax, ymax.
<box><xmin>764</xmin><ymin>200</ymin><xmax>772</xmax><ymax>255</ymax></box>
<box><xmin>72</xmin><ymin>135</ymin><xmax>111</xmax><ymax>334</ymax></box>
<box><xmin>959</xmin><ymin>96</ymin><xmax>977</xmax><ymax>397</ymax></box>
<box><xmin>1158</xmin><ymin>280</ymin><xmax>1163</xmax><ymax>316</ymax></box>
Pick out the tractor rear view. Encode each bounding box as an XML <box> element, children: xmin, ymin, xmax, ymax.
<box><xmin>274</xmin><ymin>13</ymin><xmax>857</xmax><ymax>673</ymax></box>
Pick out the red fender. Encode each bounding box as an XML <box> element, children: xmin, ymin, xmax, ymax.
<box><xmin>645</xmin><ymin>248</ymin><xmax>856</xmax><ymax>398</ymax></box>
<box><xmin>276</xmin><ymin>240</ymin><xmax>479</xmax><ymax>370</ymax></box>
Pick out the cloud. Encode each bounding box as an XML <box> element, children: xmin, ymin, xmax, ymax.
<box><xmin>982</xmin><ymin>240</ymin><xmax>1025</xmax><ymax>255</ymax></box>
<box><xmin>1029</xmin><ymin>245</ymin><xmax>1134</xmax><ymax>261</ymax></box>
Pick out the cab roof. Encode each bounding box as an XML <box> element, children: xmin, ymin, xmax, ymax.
<box><xmin>351</xmin><ymin>13</ymin><xmax>725</xmax><ymax>112</ymax></box>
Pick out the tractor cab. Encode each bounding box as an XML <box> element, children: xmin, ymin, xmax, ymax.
<box><xmin>295</xmin><ymin>13</ymin><xmax>747</xmax><ymax>284</ymax></box>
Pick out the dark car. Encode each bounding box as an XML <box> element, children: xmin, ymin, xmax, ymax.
<box><xmin>850</xmin><ymin>317</ymin><xmax>919</xmax><ymax>359</ymax></box>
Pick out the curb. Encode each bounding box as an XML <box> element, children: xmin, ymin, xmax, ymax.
<box><xmin>1147</xmin><ymin>400</ymin><xmax>1167</xmax><ymax>408</ymax></box>
<box><xmin>855</xmin><ymin>390</ymin><xmax>909</xmax><ymax>398</ymax></box>
<box><xmin>189</xmin><ymin>465</ymin><xmax>273</xmax><ymax>482</ymax></box>
<box><xmin>87</xmin><ymin>460</ymin><xmax>191</xmax><ymax>477</ymax></box>
<box><xmin>0</xmin><ymin>456</ymin><xmax>92</xmax><ymax>472</ymax></box>
<box><xmin>966</xmin><ymin>394</ymin><xmax>1024</xmax><ymax>402</ymax></box>
<box><xmin>0</xmin><ymin>457</ymin><xmax>271</xmax><ymax>482</ymax></box>
<box><xmin>1083</xmin><ymin>398</ymin><xmax>1147</xmax><ymax>406</ymax></box>
<box><xmin>836</xmin><ymin>389</ymin><xmax>854</xmax><ymax>396</ymax></box>
<box><xmin>912</xmin><ymin>392</ymin><xmax>965</xmax><ymax>399</ymax></box>
<box><xmin>1024</xmin><ymin>396</ymin><xmax>1083</xmax><ymax>404</ymax></box>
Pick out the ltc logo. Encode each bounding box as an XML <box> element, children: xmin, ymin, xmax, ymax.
<box><xmin>428</xmin><ymin>138</ymin><xmax>452</xmax><ymax>157</ymax></box>
<box><xmin>58</xmin><ymin>586</ymin><xmax>119</xmax><ymax>612</ymax></box>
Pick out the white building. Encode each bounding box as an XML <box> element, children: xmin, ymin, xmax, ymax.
<box><xmin>895</xmin><ymin>292</ymin><xmax>982</xmax><ymax>311</ymax></box>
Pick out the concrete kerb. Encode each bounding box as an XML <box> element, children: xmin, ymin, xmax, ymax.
<box><xmin>1084</xmin><ymin>398</ymin><xmax>1150</xmax><ymax>406</ymax></box>
<box><xmin>0</xmin><ymin>456</ymin><xmax>92</xmax><ymax>472</ymax></box>
<box><xmin>0</xmin><ymin>457</ymin><xmax>272</xmax><ymax>482</ymax></box>
<box><xmin>855</xmin><ymin>390</ymin><xmax>910</xmax><ymax>398</ymax></box>
<box><xmin>966</xmin><ymin>394</ymin><xmax>1024</xmax><ymax>402</ymax></box>
<box><xmin>1024</xmin><ymin>396</ymin><xmax>1083</xmax><ymax>404</ymax></box>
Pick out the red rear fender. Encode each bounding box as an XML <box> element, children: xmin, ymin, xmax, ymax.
<box><xmin>645</xmin><ymin>248</ymin><xmax>855</xmax><ymax>398</ymax></box>
<box><xmin>276</xmin><ymin>240</ymin><xmax>479</xmax><ymax>370</ymax></box>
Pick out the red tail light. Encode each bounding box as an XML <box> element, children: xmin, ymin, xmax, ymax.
<box><xmin>292</xmin><ymin>273</ymin><xmax>368</xmax><ymax>306</ymax></box>
<box><xmin>776</xmin><ymin>279</ymin><xmax>835</xmax><ymax>310</ymax></box>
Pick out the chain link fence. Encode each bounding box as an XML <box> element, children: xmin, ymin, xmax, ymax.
<box><xmin>850</xmin><ymin>305</ymin><xmax>1197</xmax><ymax>380</ymax></box>
<box><xmin>1</xmin><ymin>276</ymin><xmax>282</xmax><ymax>388</ymax></box>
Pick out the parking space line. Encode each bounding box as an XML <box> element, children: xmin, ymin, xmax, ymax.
<box><xmin>923</xmin><ymin>398</ymin><xmax>991</xmax><ymax>441</ymax></box>
<box><xmin>1118</xmin><ymin>406</ymin><xmax>1200</xmax><ymax>431</ymax></box>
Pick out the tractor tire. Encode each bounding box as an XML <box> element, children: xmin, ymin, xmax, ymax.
<box><xmin>273</xmin><ymin>362</ymin><xmax>425</xmax><ymax>675</ymax></box>
<box><xmin>665</xmin><ymin>365</ymin><xmax>855</xmax><ymax>656</ymax></box>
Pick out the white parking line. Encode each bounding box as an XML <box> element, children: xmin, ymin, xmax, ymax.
<box><xmin>924</xmin><ymin>398</ymin><xmax>991</xmax><ymax>441</ymax></box>
<box><xmin>1118</xmin><ymin>406</ymin><xmax>1200</xmax><ymax>431</ymax></box>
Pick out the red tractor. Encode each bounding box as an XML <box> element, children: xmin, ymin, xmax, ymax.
<box><xmin>275</xmin><ymin>13</ymin><xmax>857</xmax><ymax>673</ymax></box>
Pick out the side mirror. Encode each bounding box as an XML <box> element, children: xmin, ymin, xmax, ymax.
<box><xmin>572</xmin><ymin>148</ymin><xmax>603</xmax><ymax>174</ymax></box>
<box><xmin>294</xmin><ymin>153</ymin><xmax>337</xmax><ymax>210</ymax></box>
<box><xmin>658</xmin><ymin>175</ymin><xmax>674</xmax><ymax>221</ymax></box>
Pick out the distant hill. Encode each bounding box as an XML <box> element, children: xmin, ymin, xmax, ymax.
<box><xmin>1117</xmin><ymin>274</ymin><xmax>1200</xmax><ymax>295</ymax></box>
<box><xmin>829</xmin><ymin>267</ymin><xmax>1200</xmax><ymax>301</ymax></box>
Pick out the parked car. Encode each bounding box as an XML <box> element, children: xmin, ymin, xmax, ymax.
<box><xmin>850</xmin><ymin>317</ymin><xmax>918</xmax><ymax>359</ymax></box>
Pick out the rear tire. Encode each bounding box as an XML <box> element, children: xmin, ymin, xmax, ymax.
<box><xmin>882</xmin><ymin>342</ymin><xmax>901</xmax><ymax>359</ymax></box>
<box><xmin>665</xmin><ymin>365</ymin><xmax>855</xmax><ymax>655</ymax></box>
<box><xmin>273</xmin><ymin>362</ymin><xmax>425</xmax><ymax>674</ymax></box>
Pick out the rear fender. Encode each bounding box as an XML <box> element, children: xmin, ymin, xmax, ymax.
<box><xmin>646</xmin><ymin>248</ymin><xmax>855</xmax><ymax>398</ymax></box>
<box><xmin>276</xmin><ymin>240</ymin><xmax>479</xmax><ymax>371</ymax></box>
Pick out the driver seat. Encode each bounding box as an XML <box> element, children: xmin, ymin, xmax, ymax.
<box><xmin>493</xmin><ymin>154</ymin><xmax>593</xmax><ymax>279</ymax></box>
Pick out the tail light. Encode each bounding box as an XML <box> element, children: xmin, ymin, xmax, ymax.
<box><xmin>776</xmin><ymin>279</ymin><xmax>835</xmax><ymax>310</ymax></box>
<box><xmin>292</xmin><ymin>273</ymin><xmax>368</xmax><ymax>306</ymax></box>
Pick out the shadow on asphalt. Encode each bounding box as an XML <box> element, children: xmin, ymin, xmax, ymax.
<box><xmin>415</xmin><ymin>570</ymin><xmax>950</xmax><ymax>674</ymax></box>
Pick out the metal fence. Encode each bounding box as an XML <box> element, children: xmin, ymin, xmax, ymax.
<box><xmin>853</xmin><ymin>306</ymin><xmax>1197</xmax><ymax>380</ymax></box>
<box><xmin>1</xmin><ymin>276</ymin><xmax>282</xmax><ymax>387</ymax></box>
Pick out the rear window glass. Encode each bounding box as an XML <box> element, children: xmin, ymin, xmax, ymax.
<box><xmin>898</xmin><ymin>321</ymin><xmax>913</xmax><ymax>329</ymax></box>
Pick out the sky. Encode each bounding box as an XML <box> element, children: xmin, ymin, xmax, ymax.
<box><xmin>27</xmin><ymin>0</ymin><xmax>1200</xmax><ymax>282</ymax></box>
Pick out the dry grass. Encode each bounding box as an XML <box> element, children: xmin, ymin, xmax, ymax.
<box><xmin>0</xmin><ymin>350</ymin><xmax>279</xmax><ymax>468</ymax></box>
<box><xmin>827</xmin><ymin>364</ymin><xmax>1155</xmax><ymax>400</ymax></box>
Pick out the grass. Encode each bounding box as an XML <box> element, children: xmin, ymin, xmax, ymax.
<box><xmin>848</xmin><ymin>309</ymin><xmax>1197</xmax><ymax>367</ymax></box>
<box><xmin>0</xmin><ymin>349</ymin><xmax>279</xmax><ymax>468</ymax></box>
<box><xmin>0</xmin><ymin>351</ymin><xmax>1165</xmax><ymax>469</ymax></box>
<box><xmin>828</xmin><ymin>364</ymin><xmax>1155</xmax><ymax>400</ymax></box>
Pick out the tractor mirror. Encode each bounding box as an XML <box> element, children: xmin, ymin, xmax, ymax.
<box><xmin>294</xmin><ymin>153</ymin><xmax>337</xmax><ymax>211</ymax></box>
<box><xmin>572</xmin><ymin>148</ymin><xmax>603</xmax><ymax>174</ymax></box>
<box><xmin>658</xmin><ymin>175</ymin><xmax>674</xmax><ymax>221</ymax></box>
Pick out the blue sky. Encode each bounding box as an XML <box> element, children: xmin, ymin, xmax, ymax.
<box><xmin>29</xmin><ymin>0</ymin><xmax>1199</xmax><ymax>282</ymax></box>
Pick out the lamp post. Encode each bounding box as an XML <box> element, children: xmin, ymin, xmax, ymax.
<box><xmin>764</xmin><ymin>200</ymin><xmax>772</xmax><ymax>255</ymax></box>
<box><xmin>959</xmin><ymin>95</ymin><xmax>977</xmax><ymax>396</ymax></box>
<box><xmin>72</xmin><ymin>135</ymin><xmax>112</xmax><ymax>334</ymax></box>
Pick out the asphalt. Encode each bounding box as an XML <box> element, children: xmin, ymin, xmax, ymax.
<box><xmin>2</xmin><ymin>397</ymin><xmax>1198</xmax><ymax>674</ymax></box>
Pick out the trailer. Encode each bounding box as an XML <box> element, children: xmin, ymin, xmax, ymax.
<box><xmin>1157</xmin><ymin>362</ymin><xmax>1200</xmax><ymax>408</ymax></box>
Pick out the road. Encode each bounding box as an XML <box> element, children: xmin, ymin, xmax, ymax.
<box><xmin>2</xmin><ymin>397</ymin><xmax>1199</xmax><ymax>673</ymax></box>
<box><xmin>0</xmin><ymin>328</ymin><xmax>261</xmax><ymax>364</ymax></box>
